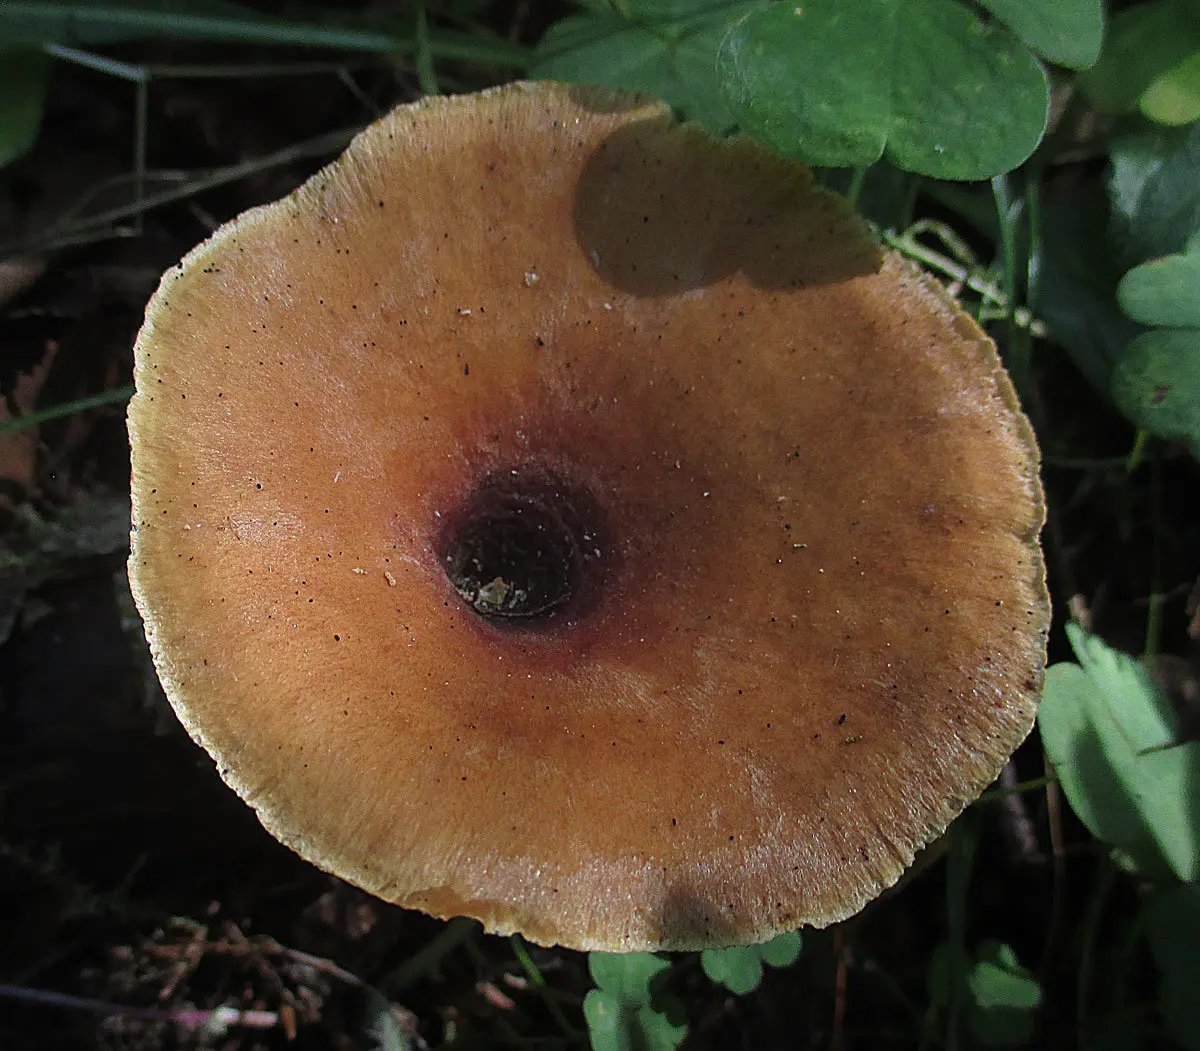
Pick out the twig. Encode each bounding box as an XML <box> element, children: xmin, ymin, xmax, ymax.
<box><xmin>992</xmin><ymin>761</ymin><xmax>1045</xmax><ymax>865</ymax></box>
<box><xmin>0</xmin><ymin>983</ymin><xmax>278</xmax><ymax>1032</ymax></box>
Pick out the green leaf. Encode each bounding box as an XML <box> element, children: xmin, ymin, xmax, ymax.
<box><xmin>1143</xmin><ymin>886</ymin><xmax>1200</xmax><ymax>1051</ymax></box>
<box><xmin>1117</xmin><ymin>232</ymin><xmax>1200</xmax><ymax>328</ymax></box>
<box><xmin>758</xmin><ymin>930</ymin><xmax>802</xmax><ymax>968</ymax></box>
<box><xmin>1079</xmin><ymin>0</ymin><xmax>1200</xmax><ymax>114</ymax></box>
<box><xmin>716</xmin><ymin>0</ymin><xmax>893</xmax><ymax>167</ymax></box>
<box><xmin>1039</xmin><ymin>624</ymin><xmax>1200</xmax><ymax>881</ymax></box>
<box><xmin>588</xmin><ymin>952</ymin><xmax>670</xmax><ymax>1007</ymax></box>
<box><xmin>585</xmin><ymin>954</ymin><xmax>687</xmax><ymax>1051</ymax></box>
<box><xmin>1029</xmin><ymin>194</ymin><xmax>1140</xmax><ymax>393</ymax></box>
<box><xmin>700</xmin><ymin>946</ymin><xmax>764</xmax><ymax>995</ymax></box>
<box><xmin>976</xmin><ymin>0</ymin><xmax>1103</xmax><ymax>69</ymax></box>
<box><xmin>532</xmin><ymin>2</ymin><xmax>767</xmax><ymax>134</ymax></box>
<box><xmin>1141</xmin><ymin>48</ymin><xmax>1200</xmax><ymax>126</ymax></box>
<box><xmin>1111</xmin><ymin>328</ymin><xmax>1200</xmax><ymax>455</ymax></box>
<box><xmin>1109</xmin><ymin>122</ymin><xmax>1200</xmax><ymax>268</ymax></box>
<box><xmin>700</xmin><ymin>930</ymin><xmax>800</xmax><ymax>995</ymax></box>
<box><xmin>0</xmin><ymin>49</ymin><xmax>49</xmax><ymax>168</ymax></box>
<box><xmin>967</xmin><ymin>940</ymin><xmax>1042</xmax><ymax>1047</ymax></box>
<box><xmin>716</xmin><ymin>0</ymin><xmax>1048</xmax><ymax>180</ymax></box>
<box><xmin>583</xmin><ymin>991</ymin><xmax>688</xmax><ymax>1051</ymax></box>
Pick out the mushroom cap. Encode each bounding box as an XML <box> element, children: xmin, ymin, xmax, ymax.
<box><xmin>128</xmin><ymin>81</ymin><xmax>1049</xmax><ymax>952</ymax></box>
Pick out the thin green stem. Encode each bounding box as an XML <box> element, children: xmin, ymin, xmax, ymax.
<box><xmin>380</xmin><ymin>916</ymin><xmax>479</xmax><ymax>995</ymax></box>
<box><xmin>0</xmin><ymin>386</ymin><xmax>134</xmax><ymax>436</ymax></box>
<box><xmin>29</xmin><ymin>9</ymin><xmax>531</xmax><ymax>64</ymax></box>
<box><xmin>881</xmin><ymin>227</ymin><xmax>1045</xmax><ymax>336</ymax></box>
<box><xmin>511</xmin><ymin>935</ymin><xmax>578</xmax><ymax>1039</ymax></box>
<box><xmin>42</xmin><ymin>44</ymin><xmax>147</xmax><ymax>81</ymax></box>
<box><xmin>976</xmin><ymin>775</ymin><xmax>1054</xmax><ymax>802</ymax></box>
<box><xmin>1</xmin><ymin>127</ymin><xmax>358</xmax><ymax>259</ymax></box>
<box><xmin>944</xmin><ymin>815</ymin><xmax>979</xmax><ymax>1051</ymax></box>
<box><xmin>846</xmin><ymin>166</ymin><xmax>869</xmax><ymax>208</ymax></box>
<box><xmin>990</xmin><ymin>173</ymin><xmax>1032</xmax><ymax>401</ymax></box>
<box><xmin>1076</xmin><ymin>858</ymin><xmax>1117</xmax><ymax>1046</ymax></box>
<box><xmin>1145</xmin><ymin>447</ymin><xmax>1164</xmax><ymax>658</ymax></box>
<box><xmin>1126</xmin><ymin>429</ymin><xmax>1150</xmax><ymax>472</ymax></box>
<box><xmin>415</xmin><ymin>1</ymin><xmax>441</xmax><ymax>96</ymax></box>
<box><xmin>133</xmin><ymin>74</ymin><xmax>148</xmax><ymax>237</ymax></box>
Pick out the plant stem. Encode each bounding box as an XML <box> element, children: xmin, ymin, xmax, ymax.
<box><xmin>0</xmin><ymin>386</ymin><xmax>134</xmax><ymax>436</ymax></box>
<box><xmin>415</xmin><ymin>1</ymin><xmax>441</xmax><ymax>96</ymax></box>
<box><xmin>512</xmin><ymin>935</ymin><xmax>577</xmax><ymax>1039</ymax></box>
<box><xmin>381</xmin><ymin>916</ymin><xmax>479</xmax><ymax>995</ymax></box>
<box><xmin>1076</xmin><ymin>857</ymin><xmax>1117</xmax><ymax>1045</ymax></box>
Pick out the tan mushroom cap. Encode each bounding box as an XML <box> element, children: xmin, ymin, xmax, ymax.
<box><xmin>128</xmin><ymin>81</ymin><xmax>1049</xmax><ymax>952</ymax></box>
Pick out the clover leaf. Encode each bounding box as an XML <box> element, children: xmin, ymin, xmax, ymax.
<box><xmin>1039</xmin><ymin>623</ymin><xmax>1200</xmax><ymax>882</ymax></box>
<box><xmin>584</xmin><ymin>952</ymin><xmax>687</xmax><ymax>1051</ymax></box>
<box><xmin>699</xmin><ymin>930</ymin><xmax>801</xmax><ymax>995</ymax></box>
<box><xmin>715</xmin><ymin>0</ymin><xmax>1049</xmax><ymax>179</ymax></box>
<box><xmin>1111</xmin><ymin>230</ymin><xmax>1200</xmax><ymax>458</ymax></box>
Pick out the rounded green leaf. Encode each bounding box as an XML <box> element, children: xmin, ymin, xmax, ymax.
<box><xmin>969</xmin><ymin>941</ymin><xmax>1041</xmax><ymax>1012</ymax></box>
<box><xmin>583</xmin><ymin>991</ymin><xmax>688</xmax><ymax>1051</ymax></box>
<box><xmin>1039</xmin><ymin>624</ymin><xmax>1200</xmax><ymax>881</ymax></box>
<box><xmin>888</xmin><ymin>0</ymin><xmax>1048</xmax><ymax>179</ymax></box>
<box><xmin>1112</xmin><ymin>328</ymin><xmax>1200</xmax><ymax>456</ymax></box>
<box><xmin>588</xmin><ymin>952</ymin><xmax>670</xmax><ymax>1007</ymax></box>
<box><xmin>716</xmin><ymin>0</ymin><xmax>894</xmax><ymax>167</ymax></box>
<box><xmin>1079</xmin><ymin>0</ymin><xmax>1200</xmax><ymax>114</ymax></box>
<box><xmin>758</xmin><ymin>930</ymin><xmax>802</xmax><ymax>968</ymax></box>
<box><xmin>533</xmin><ymin>3</ymin><xmax>767</xmax><ymax>134</ymax></box>
<box><xmin>701</xmin><ymin>946</ymin><xmax>764</xmax><ymax>995</ymax></box>
<box><xmin>1109</xmin><ymin>122</ymin><xmax>1200</xmax><ymax>267</ymax></box>
<box><xmin>967</xmin><ymin>941</ymin><xmax>1041</xmax><ymax>1047</ymax></box>
<box><xmin>976</xmin><ymin>0</ymin><xmax>1103</xmax><ymax>69</ymax></box>
<box><xmin>1117</xmin><ymin>239</ymin><xmax>1200</xmax><ymax>328</ymax></box>
<box><xmin>1141</xmin><ymin>48</ymin><xmax>1200</xmax><ymax>126</ymax></box>
<box><xmin>716</xmin><ymin>0</ymin><xmax>1048</xmax><ymax>180</ymax></box>
<box><xmin>583</xmin><ymin>990</ymin><xmax>627</xmax><ymax>1051</ymax></box>
<box><xmin>0</xmin><ymin>49</ymin><xmax>50</xmax><ymax>169</ymax></box>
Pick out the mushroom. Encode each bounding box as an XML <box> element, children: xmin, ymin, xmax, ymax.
<box><xmin>128</xmin><ymin>81</ymin><xmax>1050</xmax><ymax>951</ymax></box>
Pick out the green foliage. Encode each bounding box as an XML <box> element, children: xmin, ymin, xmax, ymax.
<box><xmin>0</xmin><ymin>0</ymin><xmax>398</xmax><ymax>48</ymax></box>
<box><xmin>699</xmin><ymin>930</ymin><xmax>801</xmax><ymax>994</ymax></box>
<box><xmin>1039</xmin><ymin>623</ymin><xmax>1200</xmax><ymax>883</ymax></box>
<box><xmin>1079</xmin><ymin>0</ymin><xmax>1200</xmax><ymax>122</ymax></box>
<box><xmin>0</xmin><ymin>49</ymin><xmax>49</xmax><ymax>168</ymax></box>
<box><xmin>1111</xmin><ymin>232</ymin><xmax>1200</xmax><ymax>455</ymax></box>
<box><xmin>1119</xmin><ymin>230</ymin><xmax>1200</xmax><ymax>328</ymax></box>
<box><xmin>929</xmin><ymin>940</ymin><xmax>1042</xmax><ymax>1047</ymax></box>
<box><xmin>1112</xmin><ymin>329</ymin><xmax>1200</xmax><ymax>457</ymax></box>
<box><xmin>583</xmin><ymin>953</ymin><xmax>686</xmax><ymax>1051</ymax></box>
<box><xmin>537</xmin><ymin>0</ymin><xmax>1086</xmax><ymax>180</ymax></box>
<box><xmin>1109</xmin><ymin>122</ymin><xmax>1200</xmax><ymax>267</ymax></box>
<box><xmin>1029</xmin><ymin>194</ymin><xmax>1140</xmax><ymax>393</ymax></box>
<box><xmin>532</xmin><ymin>1</ymin><xmax>763</xmax><ymax>133</ymax></box>
<box><xmin>975</xmin><ymin>0</ymin><xmax>1103</xmax><ymax>70</ymax></box>
<box><xmin>1141</xmin><ymin>49</ymin><xmax>1200</xmax><ymax>126</ymax></box>
<box><xmin>1143</xmin><ymin>885</ymin><xmax>1200</xmax><ymax>1051</ymax></box>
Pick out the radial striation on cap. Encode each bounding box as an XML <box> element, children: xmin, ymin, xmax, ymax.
<box><xmin>128</xmin><ymin>81</ymin><xmax>1050</xmax><ymax>952</ymax></box>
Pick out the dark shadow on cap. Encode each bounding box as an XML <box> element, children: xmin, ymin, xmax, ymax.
<box><xmin>572</xmin><ymin>117</ymin><xmax>881</xmax><ymax>298</ymax></box>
